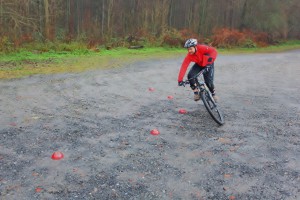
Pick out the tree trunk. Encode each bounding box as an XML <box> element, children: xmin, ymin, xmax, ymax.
<box><xmin>101</xmin><ymin>0</ymin><xmax>104</xmax><ymax>37</ymax></box>
<box><xmin>44</xmin><ymin>0</ymin><xmax>50</xmax><ymax>40</ymax></box>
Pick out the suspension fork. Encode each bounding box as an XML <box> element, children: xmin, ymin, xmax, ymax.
<box><xmin>195</xmin><ymin>78</ymin><xmax>205</xmax><ymax>92</ymax></box>
<box><xmin>198</xmin><ymin>84</ymin><xmax>205</xmax><ymax>93</ymax></box>
<box><xmin>197</xmin><ymin>79</ymin><xmax>215</xmax><ymax>103</ymax></box>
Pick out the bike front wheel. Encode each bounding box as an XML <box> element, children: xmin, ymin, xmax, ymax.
<box><xmin>200</xmin><ymin>90</ymin><xmax>224</xmax><ymax>125</ymax></box>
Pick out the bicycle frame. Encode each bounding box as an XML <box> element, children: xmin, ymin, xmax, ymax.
<box><xmin>181</xmin><ymin>67</ymin><xmax>224</xmax><ymax>125</ymax></box>
<box><xmin>183</xmin><ymin>67</ymin><xmax>211</xmax><ymax>95</ymax></box>
<box><xmin>195</xmin><ymin>73</ymin><xmax>215</xmax><ymax>102</ymax></box>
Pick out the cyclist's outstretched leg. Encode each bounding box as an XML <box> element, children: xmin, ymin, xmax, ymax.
<box><xmin>203</xmin><ymin>63</ymin><xmax>218</xmax><ymax>102</ymax></box>
<box><xmin>188</xmin><ymin>64</ymin><xmax>202</xmax><ymax>101</ymax></box>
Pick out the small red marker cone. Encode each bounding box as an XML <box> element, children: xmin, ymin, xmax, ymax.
<box><xmin>179</xmin><ymin>109</ymin><xmax>187</xmax><ymax>114</ymax></box>
<box><xmin>35</xmin><ymin>187</ymin><xmax>43</xmax><ymax>193</ymax></box>
<box><xmin>51</xmin><ymin>151</ymin><xmax>64</xmax><ymax>160</ymax></box>
<box><xmin>167</xmin><ymin>95</ymin><xmax>174</xmax><ymax>100</ymax></box>
<box><xmin>148</xmin><ymin>87</ymin><xmax>155</xmax><ymax>92</ymax></box>
<box><xmin>9</xmin><ymin>122</ymin><xmax>17</xmax><ymax>126</ymax></box>
<box><xmin>150</xmin><ymin>129</ymin><xmax>160</xmax><ymax>135</ymax></box>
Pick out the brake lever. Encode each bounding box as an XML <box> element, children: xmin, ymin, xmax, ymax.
<box><xmin>182</xmin><ymin>81</ymin><xmax>189</xmax><ymax>87</ymax></box>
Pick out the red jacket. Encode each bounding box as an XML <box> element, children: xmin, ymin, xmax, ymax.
<box><xmin>178</xmin><ymin>44</ymin><xmax>217</xmax><ymax>82</ymax></box>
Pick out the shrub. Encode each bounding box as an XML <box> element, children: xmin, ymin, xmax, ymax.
<box><xmin>211</xmin><ymin>28</ymin><xmax>247</xmax><ymax>48</ymax></box>
<box><xmin>160</xmin><ymin>28</ymin><xmax>190</xmax><ymax>47</ymax></box>
<box><xmin>253</xmin><ymin>32</ymin><xmax>274</xmax><ymax>47</ymax></box>
<box><xmin>243</xmin><ymin>38</ymin><xmax>257</xmax><ymax>48</ymax></box>
<box><xmin>211</xmin><ymin>28</ymin><xmax>275</xmax><ymax>48</ymax></box>
<box><xmin>161</xmin><ymin>35</ymin><xmax>182</xmax><ymax>47</ymax></box>
<box><xmin>179</xmin><ymin>29</ymin><xmax>199</xmax><ymax>41</ymax></box>
<box><xmin>105</xmin><ymin>37</ymin><xmax>127</xmax><ymax>49</ymax></box>
<box><xmin>0</xmin><ymin>36</ymin><xmax>15</xmax><ymax>53</ymax></box>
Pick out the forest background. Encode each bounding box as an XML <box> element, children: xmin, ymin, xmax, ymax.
<box><xmin>1</xmin><ymin>0</ymin><xmax>300</xmax><ymax>50</ymax></box>
<box><xmin>0</xmin><ymin>0</ymin><xmax>300</xmax><ymax>78</ymax></box>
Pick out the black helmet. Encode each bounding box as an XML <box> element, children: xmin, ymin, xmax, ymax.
<box><xmin>184</xmin><ymin>38</ymin><xmax>197</xmax><ymax>48</ymax></box>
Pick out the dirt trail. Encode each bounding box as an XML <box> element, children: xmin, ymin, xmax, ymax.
<box><xmin>0</xmin><ymin>50</ymin><xmax>300</xmax><ymax>199</ymax></box>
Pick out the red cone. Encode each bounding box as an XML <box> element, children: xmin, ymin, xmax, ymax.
<box><xmin>148</xmin><ymin>87</ymin><xmax>155</xmax><ymax>92</ymax></box>
<box><xmin>35</xmin><ymin>187</ymin><xmax>43</xmax><ymax>193</ymax></box>
<box><xmin>179</xmin><ymin>109</ymin><xmax>187</xmax><ymax>114</ymax></box>
<box><xmin>9</xmin><ymin>122</ymin><xmax>17</xmax><ymax>126</ymax></box>
<box><xmin>51</xmin><ymin>151</ymin><xmax>64</xmax><ymax>160</ymax></box>
<box><xmin>150</xmin><ymin>129</ymin><xmax>160</xmax><ymax>135</ymax></box>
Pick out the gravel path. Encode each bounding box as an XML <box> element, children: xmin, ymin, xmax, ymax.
<box><xmin>0</xmin><ymin>50</ymin><xmax>300</xmax><ymax>199</ymax></box>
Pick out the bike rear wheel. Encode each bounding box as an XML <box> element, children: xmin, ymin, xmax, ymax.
<box><xmin>200</xmin><ymin>90</ymin><xmax>224</xmax><ymax>125</ymax></box>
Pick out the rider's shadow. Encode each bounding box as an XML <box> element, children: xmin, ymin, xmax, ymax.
<box><xmin>179</xmin><ymin>108</ymin><xmax>221</xmax><ymax>132</ymax></box>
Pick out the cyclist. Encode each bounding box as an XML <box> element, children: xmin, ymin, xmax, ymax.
<box><xmin>178</xmin><ymin>38</ymin><xmax>218</xmax><ymax>102</ymax></box>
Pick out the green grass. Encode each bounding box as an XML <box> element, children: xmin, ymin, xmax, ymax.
<box><xmin>0</xmin><ymin>47</ymin><xmax>185</xmax><ymax>79</ymax></box>
<box><xmin>0</xmin><ymin>41</ymin><xmax>299</xmax><ymax>79</ymax></box>
<box><xmin>100</xmin><ymin>47</ymin><xmax>185</xmax><ymax>57</ymax></box>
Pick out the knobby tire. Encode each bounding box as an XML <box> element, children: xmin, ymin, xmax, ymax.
<box><xmin>200</xmin><ymin>90</ymin><xmax>224</xmax><ymax>125</ymax></box>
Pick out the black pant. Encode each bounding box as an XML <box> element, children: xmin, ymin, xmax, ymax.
<box><xmin>187</xmin><ymin>63</ymin><xmax>215</xmax><ymax>93</ymax></box>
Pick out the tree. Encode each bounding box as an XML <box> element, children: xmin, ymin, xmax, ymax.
<box><xmin>0</xmin><ymin>0</ymin><xmax>299</xmax><ymax>46</ymax></box>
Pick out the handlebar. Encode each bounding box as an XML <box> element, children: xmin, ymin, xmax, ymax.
<box><xmin>180</xmin><ymin>80</ymin><xmax>190</xmax><ymax>87</ymax></box>
<box><xmin>179</xmin><ymin>66</ymin><xmax>210</xmax><ymax>87</ymax></box>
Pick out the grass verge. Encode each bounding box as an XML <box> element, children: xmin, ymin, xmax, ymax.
<box><xmin>1</xmin><ymin>41</ymin><xmax>300</xmax><ymax>79</ymax></box>
<box><xmin>0</xmin><ymin>47</ymin><xmax>185</xmax><ymax>79</ymax></box>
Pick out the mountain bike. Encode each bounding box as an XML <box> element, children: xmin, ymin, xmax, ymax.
<box><xmin>180</xmin><ymin>68</ymin><xmax>225</xmax><ymax>125</ymax></box>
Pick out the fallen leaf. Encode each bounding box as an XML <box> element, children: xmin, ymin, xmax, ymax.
<box><xmin>218</xmin><ymin>137</ymin><xmax>231</xmax><ymax>144</ymax></box>
<box><xmin>229</xmin><ymin>146</ymin><xmax>239</xmax><ymax>152</ymax></box>
<box><xmin>224</xmin><ymin>174</ymin><xmax>232</xmax><ymax>178</ymax></box>
<box><xmin>32</xmin><ymin>172</ymin><xmax>39</xmax><ymax>177</ymax></box>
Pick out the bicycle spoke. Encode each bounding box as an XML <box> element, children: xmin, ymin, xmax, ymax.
<box><xmin>200</xmin><ymin>90</ymin><xmax>224</xmax><ymax>125</ymax></box>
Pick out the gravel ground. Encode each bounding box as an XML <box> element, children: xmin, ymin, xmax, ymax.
<box><xmin>0</xmin><ymin>50</ymin><xmax>300</xmax><ymax>200</ymax></box>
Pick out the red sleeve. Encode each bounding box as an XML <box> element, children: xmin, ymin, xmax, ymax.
<box><xmin>178</xmin><ymin>55</ymin><xmax>191</xmax><ymax>82</ymax></box>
